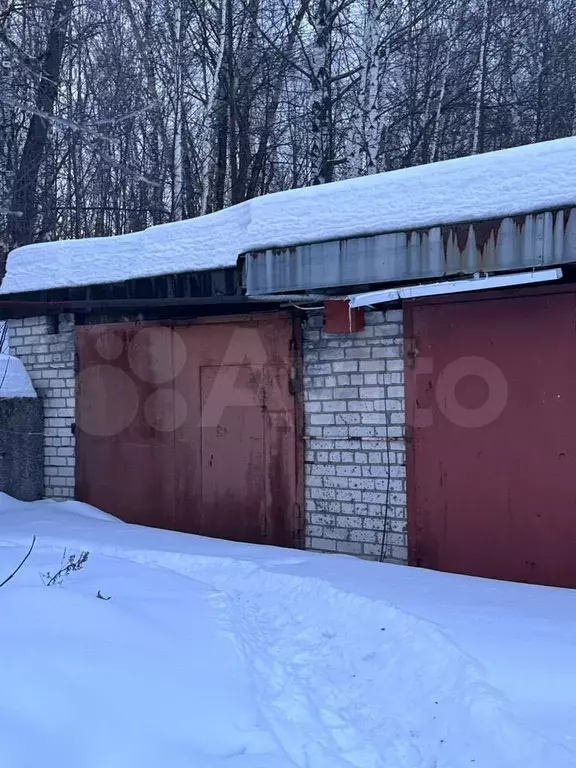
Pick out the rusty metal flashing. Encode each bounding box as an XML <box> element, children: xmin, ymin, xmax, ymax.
<box><xmin>244</xmin><ymin>207</ymin><xmax>576</xmax><ymax>295</ymax></box>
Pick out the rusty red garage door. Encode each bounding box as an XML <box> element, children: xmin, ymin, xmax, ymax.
<box><xmin>406</xmin><ymin>289</ymin><xmax>576</xmax><ymax>588</ymax></box>
<box><xmin>75</xmin><ymin>315</ymin><xmax>303</xmax><ymax>547</ymax></box>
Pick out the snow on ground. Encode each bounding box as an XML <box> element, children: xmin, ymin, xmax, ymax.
<box><xmin>3</xmin><ymin>137</ymin><xmax>576</xmax><ymax>295</ymax></box>
<box><xmin>0</xmin><ymin>353</ymin><xmax>37</xmax><ymax>398</ymax></box>
<box><xmin>0</xmin><ymin>493</ymin><xmax>575</xmax><ymax>768</ymax></box>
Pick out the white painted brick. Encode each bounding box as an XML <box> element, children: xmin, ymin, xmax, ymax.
<box><xmin>336</xmin><ymin>541</ymin><xmax>362</xmax><ymax>554</ymax></box>
<box><xmin>348</xmin><ymin>477</ymin><xmax>376</xmax><ymax>490</ymax></box>
<box><xmin>310</xmin><ymin>513</ymin><xmax>336</xmax><ymax>526</ymax></box>
<box><xmin>362</xmin><ymin>465</ymin><xmax>389</xmax><ymax>478</ymax></box>
<box><xmin>319</xmin><ymin>348</ymin><xmax>345</xmax><ymax>361</ymax></box>
<box><xmin>374</xmin><ymin>323</ymin><xmax>400</xmax><ymax>337</ymax></box>
<box><xmin>350</xmin><ymin>529</ymin><xmax>377</xmax><ymax>543</ymax></box>
<box><xmin>349</xmin><ymin>426</ymin><xmax>375</xmax><ymax>438</ymax></box>
<box><xmin>336</xmin><ymin>489</ymin><xmax>363</xmax><ymax>502</ymax></box>
<box><xmin>335</xmin><ymin>413</ymin><xmax>361</xmax><ymax>425</ymax></box>
<box><xmin>333</xmin><ymin>361</ymin><xmax>358</xmax><ymax>373</ymax></box>
<box><xmin>334</xmin><ymin>515</ymin><xmax>363</xmax><ymax>528</ymax></box>
<box><xmin>291</xmin><ymin>311</ymin><xmax>407</xmax><ymax>562</ymax></box>
<box><xmin>360</xmin><ymin>413</ymin><xmax>388</xmax><ymax>425</ymax></box>
<box><xmin>359</xmin><ymin>386</ymin><xmax>385</xmax><ymax>399</ymax></box>
<box><xmin>332</xmin><ymin>386</ymin><xmax>359</xmax><ymax>399</ymax></box>
<box><xmin>310</xmin><ymin>487</ymin><xmax>337</xmax><ymax>500</ymax></box>
<box><xmin>335</xmin><ymin>465</ymin><xmax>362</xmax><ymax>477</ymax></box>
<box><xmin>310</xmin><ymin>537</ymin><xmax>336</xmax><ymax>551</ymax></box>
<box><xmin>347</xmin><ymin>400</ymin><xmax>373</xmax><ymax>413</ymax></box>
<box><xmin>322</xmin><ymin>401</ymin><xmax>347</xmax><ymax>413</ymax></box>
<box><xmin>363</xmin><ymin>517</ymin><xmax>387</xmax><ymax>531</ymax></box>
<box><xmin>344</xmin><ymin>347</ymin><xmax>371</xmax><ymax>359</ymax></box>
<box><xmin>306</xmin><ymin>387</ymin><xmax>334</xmax><ymax>401</ymax></box>
<box><xmin>372</xmin><ymin>346</ymin><xmax>400</xmax><ymax>359</ymax></box>
<box><xmin>323</xmin><ymin>527</ymin><xmax>350</xmax><ymax>541</ymax></box>
<box><xmin>322</xmin><ymin>426</ymin><xmax>350</xmax><ymax>438</ymax></box>
<box><xmin>309</xmin><ymin>413</ymin><xmax>335</xmax><ymax>426</ymax></box>
<box><xmin>306</xmin><ymin>363</ymin><xmax>333</xmax><ymax>375</ymax></box>
<box><xmin>359</xmin><ymin>360</ymin><xmax>385</xmax><ymax>372</ymax></box>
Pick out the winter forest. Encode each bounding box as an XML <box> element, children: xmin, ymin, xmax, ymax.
<box><xmin>1</xmin><ymin>0</ymin><xmax>575</xmax><ymax>271</ymax></box>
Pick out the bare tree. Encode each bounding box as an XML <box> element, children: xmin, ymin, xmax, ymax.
<box><xmin>7</xmin><ymin>0</ymin><xmax>74</xmax><ymax>251</ymax></box>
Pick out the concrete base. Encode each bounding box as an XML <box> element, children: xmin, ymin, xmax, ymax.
<box><xmin>0</xmin><ymin>397</ymin><xmax>44</xmax><ymax>501</ymax></box>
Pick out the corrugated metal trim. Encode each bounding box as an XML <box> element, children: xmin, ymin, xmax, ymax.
<box><xmin>245</xmin><ymin>207</ymin><xmax>576</xmax><ymax>295</ymax></box>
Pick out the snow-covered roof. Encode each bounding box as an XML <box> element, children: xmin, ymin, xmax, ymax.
<box><xmin>0</xmin><ymin>354</ymin><xmax>37</xmax><ymax>398</ymax></box>
<box><xmin>2</xmin><ymin>137</ymin><xmax>576</xmax><ymax>295</ymax></box>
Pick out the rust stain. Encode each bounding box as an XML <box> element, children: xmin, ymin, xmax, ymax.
<box><xmin>454</xmin><ymin>223</ymin><xmax>471</xmax><ymax>252</ymax></box>
<box><xmin>472</xmin><ymin>217</ymin><xmax>503</xmax><ymax>252</ymax></box>
<box><xmin>512</xmin><ymin>214</ymin><xmax>527</xmax><ymax>230</ymax></box>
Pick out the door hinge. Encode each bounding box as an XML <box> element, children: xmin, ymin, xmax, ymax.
<box><xmin>406</xmin><ymin>339</ymin><xmax>420</xmax><ymax>369</ymax></box>
<box><xmin>289</xmin><ymin>370</ymin><xmax>302</xmax><ymax>397</ymax></box>
<box><xmin>293</xmin><ymin>502</ymin><xmax>304</xmax><ymax>547</ymax></box>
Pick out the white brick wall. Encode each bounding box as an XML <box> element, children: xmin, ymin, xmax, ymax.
<box><xmin>302</xmin><ymin>309</ymin><xmax>408</xmax><ymax>562</ymax></box>
<box><xmin>8</xmin><ymin>315</ymin><xmax>76</xmax><ymax>499</ymax></box>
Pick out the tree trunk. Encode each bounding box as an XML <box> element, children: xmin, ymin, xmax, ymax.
<box><xmin>472</xmin><ymin>0</ymin><xmax>490</xmax><ymax>154</ymax></box>
<box><xmin>7</xmin><ymin>0</ymin><xmax>73</xmax><ymax>250</ymax></box>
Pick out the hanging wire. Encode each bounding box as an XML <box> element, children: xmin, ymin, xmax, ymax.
<box><xmin>0</xmin><ymin>323</ymin><xmax>10</xmax><ymax>394</ymax></box>
<box><xmin>378</xmin><ymin>394</ymin><xmax>393</xmax><ymax>563</ymax></box>
<box><xmin>0</xmin><ymin>322</ymin><xmax>7</xmax><ymax>351</ymax></box>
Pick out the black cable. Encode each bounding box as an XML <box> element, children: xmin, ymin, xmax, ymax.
<box><xmin>378</xmin><ymin>389</ymin><xmax>392</xmax><ymax>563</ymax></box>
<box><xmin>0</xmin><ymin>325</ymin><xmax>10</xmax><ymax>395</ymax></box>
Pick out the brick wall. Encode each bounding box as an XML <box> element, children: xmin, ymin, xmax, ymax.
<box><xmin>8</xmin><ymin>315</ymin><xmax>76</xmax><ymax>499</ymax></box>
<box><xmin>302</xmin><ymin>309</ymin><xmax>408</xmax><ymax>562</ymax></box>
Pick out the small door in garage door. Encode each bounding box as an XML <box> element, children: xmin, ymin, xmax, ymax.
<box><xmin>406</xmin><ymin>290</ymin><xmax>576</xmax><ymax>588</ymax></box>
<box><xmin>75</xmin><ymin>315</ymin><xmax>303</xmax><ymax>547</ymax></box>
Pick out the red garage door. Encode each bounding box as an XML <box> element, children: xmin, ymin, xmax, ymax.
<box><xmin>75</xmin><ymin>315</ymin><xmax>303</xmax><ymax>547</ymax></box>
<box><xmin>406</xmin><ymin>289</ymin><xmax>576</xmax><ymax>588</ymax></box>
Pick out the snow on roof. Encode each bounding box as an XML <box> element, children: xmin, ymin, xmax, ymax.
<box><xmin>2</xmin><ymin>137</ymin><xmax>576</xmax><ymax>295</ymax></box>
<box><xmin>0</xmin><ymin>354</ymin><xmax>37</xmax><ymax>398</ymax></box>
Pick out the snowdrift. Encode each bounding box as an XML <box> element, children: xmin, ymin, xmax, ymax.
<box><xmin>0</xmin><ymin>493</ymin><xmax>573</xmax><ymax>767</ymax></box>
<box><xmin>0</xmin><ymin>354</ymin><xmax>37</xmax><ymax>398</ymax></box>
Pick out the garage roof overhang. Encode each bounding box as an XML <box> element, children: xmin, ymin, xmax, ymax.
<box><xmin>0</xmin><ymin>266</ymin><xmax>250</xmax><ymax>320</ymax></box>
<box><xmin>0</xmin><ymin>265</ymin><xmax>325</xmax><ymax>321</ymax></box>
<box><xmin>244</xmin><ymin>206</ymin><xmax>576</xmax><ymax>296</ymax></box>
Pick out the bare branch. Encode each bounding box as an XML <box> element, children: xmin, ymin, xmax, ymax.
<box><xmin>0</xmin><ymin>537</ymin><xmax>36</xmax><ymax>589</ymax></box>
